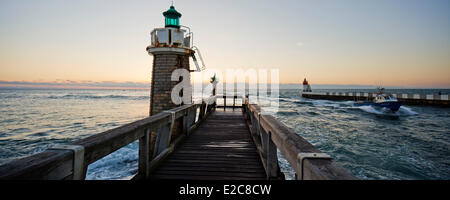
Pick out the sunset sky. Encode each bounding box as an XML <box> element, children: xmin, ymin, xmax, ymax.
<box><xmin>0</xmin><ymin>0</ymin><xmax>449</xmax><ymax>88</ymax></box>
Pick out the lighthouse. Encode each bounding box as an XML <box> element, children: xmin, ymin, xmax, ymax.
<box><xmin>145</xmin><ymin>5</ymin><xmax>206</xmax><ymax>159</ymax></box>
<box><xmin>146</xmin><ymin>5</ymin><xmax>205</xmax><ymax>116</ymax></box>
<box><xmin>302</xmin><ymin>78</ymin><xmax>312</xmax><ymax>92</ymax></box>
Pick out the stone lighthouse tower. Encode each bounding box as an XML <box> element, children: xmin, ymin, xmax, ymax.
<box><xmin>146</xmin><ymin>5</ymin><xmax>195</xmax><ymax>116</ymax></box>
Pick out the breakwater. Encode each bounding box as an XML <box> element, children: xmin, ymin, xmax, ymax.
<box><xmin>302</xmin><ymin>91</ymin><xmax>449</xmax><ymax>107</ymax></box>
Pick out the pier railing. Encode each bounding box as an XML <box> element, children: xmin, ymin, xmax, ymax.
<box><xmin>0</xmin><ymin>97</ymin><xmax>216</xmax><ymax>180</ymax></box>
<box><xmin>216</xmin><ymin>95</ymin><xmax>242</xmax><ymax>109</ymax></box>
<box><xmin>242</xmin><ymin>96</ymin><xmax>357</xmax><ymax>180</ymax></box>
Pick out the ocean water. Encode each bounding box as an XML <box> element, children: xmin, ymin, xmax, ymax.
<box><xmin>0</xmin><ymin>89</ymin><xmax>149</xmax><ymax>179</ymax></box>
<box><xmin>275</xmin><ymin>89</ymin><xmax>450</xmax><ymax>180</ymax></box>
<box><xmin>0</xmin><ymin>88</ymin><xmax>449</xmax><ymax>180</ymax></box>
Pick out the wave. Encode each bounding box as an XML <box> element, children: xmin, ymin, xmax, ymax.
<box><xmin>352</xmin><ymin>105</ymin><xmax>419</xmax><ymax>116</ymax></box>
<box><xmin>280</xmin><ymin>98</ymin><xmax>313</xmax><ymax>106</ymax></box>
<box><xmin>397</xmin><ymin>106</ymin><xmax>419</xmax><ymax>116</ymax></box>
<box><xmin>277</xmin><ymin>111</ymin><xmax>299</xmax><ymax>116</ymax></box>
<box><xmin>354</xmin><ymin>105</ymin><xmax>386</xmax><ymax>115</ymax></box>
<box><xmin>311</xmin><ymin>100</ymin><xmax>342</xmax><ymax>108</ymax></box>
<box><xmin>86</xmin><ymin>142</ymin><xmax>138</xmax><ymax>180</ymax></box>
<box><xmin>306</xmin><ymin>111</ymin><xmax>320</xmax><ymax>116</ymax></box>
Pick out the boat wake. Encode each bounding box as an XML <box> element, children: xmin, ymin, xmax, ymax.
<box><xmin>309</xmin><ymin>99</ymin><xmax>419</xmax><ymax>116</ymax></box>
<box><xmin>353</xmin><ymin>105</ymin><xmax>418</xmax><ymax>116</ymax></box>
<box><xmin>397</xmin><ymin>106</ymin><xmax>419</xmax><ymax>116</ymax></box>
<box><xmin>353</xmin><ymin>105</ymin><xmax>386</xmax><ymax>115</ymax></box>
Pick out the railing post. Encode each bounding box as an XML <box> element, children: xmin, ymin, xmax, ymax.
<box><xmin>206</xmin><ymin>104</ymin><xmax>210</xmax><ymax>115</ymax></box>
<box><xmin>48</xmin><ymin>144</ymin><xmax>86</xmax><ymax>180</ymax></box>
<box><xmin>234</xmin><ymin>81</ymin><xmax>237</xmax><ymax>110</ymax></box>
<box><xmin>295</xmin><ymin>153</ymin><xmax>332</xmax><ymax>180</ymax></box>
<box><xmin>199</xmin><ymin>102</ymin><xmax>206</xmax><ymax>120</ymax></box>
<box><xmin>223</xmin><ymin>96</ymin><xmax>226</xmax><ymax>111</ymax></box>
<box><xmin>153</xmin><ymin>122</ymin><xmax>172</xmax><ymax>158</ymax></box>
<box><xmin>182</xmin><ymin>111</ymin><xmax>188</xmax><ymax>136</ymax></box>
<box><xmin>242</xmin><ymin>97</ymin><xmax>246</xmax><ymax>115</ymax></box>
<box><xmin>138</xmin><ymin>128</ymin><xmax>150</xmax><ymax>178</ymax></box>
<box><xmin>206</xmin><ymin>100</ymin><xmax>213</xmax><ymax>114</ymax></box>
<box><xmin>184</xmin><ymin>106</ymin><xmax>196</xmax><ymax>135</ymax></box>
<box><xmin>259</xmin><ymin>123</ymin><xmax>268</xmax><ymax>176</ymax></box>
<box><xmin>265</xmin><ymin>131</ymin><xmax>281</xmax><ymax>179</ymax></box>
<box><xmin>250</xmin><ymin>111</ymin><xmax>260</xmax><ymax>139</ymax></box>
<box><xmin>223</xmin><ymin>82</ymin><xmax>227</xmax><ymax>111</ymax></box>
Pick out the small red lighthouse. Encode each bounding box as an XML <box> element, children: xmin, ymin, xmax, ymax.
<box><xmin>302</xmin><ymin>78</ymin><xmax>308</xmax><ymax>85</ymax></box>
<box><xmin>302</xmin><ymin>78</ymin><xmax>312</xmax><ymax>92</ymax></box>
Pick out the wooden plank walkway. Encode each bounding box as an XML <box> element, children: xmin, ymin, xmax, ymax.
<box><xmin>150</xmin><ymin>109</ymin><xmax>267</xmax><ymax>180</ymax></box>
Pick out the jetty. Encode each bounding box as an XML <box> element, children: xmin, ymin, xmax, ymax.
<box><xmin>300</xmin><ymin>78</ymin><xmax>449</xmax><ymax>106</ymax></box>
<box><xmin>302</xmin><ymin>91</ymin><xmax>450</xmax><ymax>107</ymax></box>
<box><xmin>0</xmin><ymin>95</ymin><xmax>356</xmax><ymax>180</ymax></box>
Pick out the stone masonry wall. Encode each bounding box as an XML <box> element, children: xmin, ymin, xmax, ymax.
<box><xmin>150</xmin><ymin>52</ymin><xmax>190</xmax><ymax>116</ymax></box>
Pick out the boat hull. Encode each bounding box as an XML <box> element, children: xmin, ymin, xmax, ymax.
<box><xmin>354</xmin><ymin>101</ymin><xmax>402</xmax><ymax>112</ymax></box>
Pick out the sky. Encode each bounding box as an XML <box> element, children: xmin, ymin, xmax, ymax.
<box><xmin>0</xmin><ymin>0</ymin><xmax>449</xmax><ymax>89</ymax></box>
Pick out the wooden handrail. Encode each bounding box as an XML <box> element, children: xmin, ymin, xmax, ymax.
<box><xmin>242</xmin><ymin>96</ymin><xmax>357</xmax><ymax>180</ymax></box>
<box><xmin>0</xmin><ymin>99</ymin><xmax>215</xmax><ymax>180</ymax></box>
<box><xmin>215</xmin><ymin>95</ymin><xmax>242</xmax><ymax>109</ymax></box>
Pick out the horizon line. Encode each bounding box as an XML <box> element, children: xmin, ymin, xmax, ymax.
<box><xmin>0</xmin><ymin>80</ymin><xmax>449</xmax><ymax>90</ymax></box>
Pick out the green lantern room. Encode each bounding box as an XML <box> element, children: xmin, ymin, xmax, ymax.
<box><xmin>163</xmin><ymin>6</ymin><xmax>182</xmax><ymax>28</ymax></box>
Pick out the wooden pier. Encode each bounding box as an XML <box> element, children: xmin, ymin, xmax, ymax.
<box><xmin>0</xmin><ymin>95</ymin><xmax>356</xmax><ymax>180</ymax></box>
<box><xmin>150</xmin><ymin>110</ymin><xmax>266</xmax><ymax>180</ymax></box>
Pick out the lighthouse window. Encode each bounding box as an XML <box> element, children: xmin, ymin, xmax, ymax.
<box><xmin>166</xmin><ymin>18</ymin><xmax>178</xmax><ymax>27</ymax></box>
<box><xmin>163</xmin><ymin>5</ymin><xmax>181</xmax><ymax>28</ymax></box>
